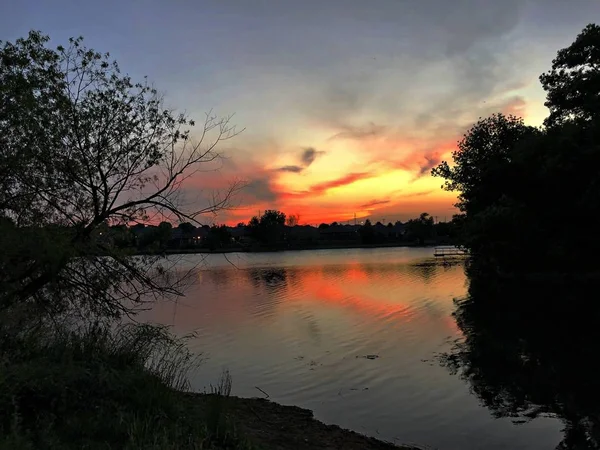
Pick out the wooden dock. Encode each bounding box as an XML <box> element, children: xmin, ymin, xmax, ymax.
<box><xmin>434</xmin><ymin>246</ymin><xmax>469</xmax><ymax>257</ymax></box>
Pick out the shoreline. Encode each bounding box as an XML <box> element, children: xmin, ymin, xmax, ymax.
<box><xmin>186</xmin><ymin>392</ymin><xmax>422</xmax><ymax>450</ymax></box>
<box><xmin>137</xmin><ymin>241</ymin><xmax>452</xmax><ymax>256</ymax></box>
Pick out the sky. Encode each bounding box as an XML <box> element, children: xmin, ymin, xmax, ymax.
<box><xmin>1</xmin><ymin>0</ymin><xmax>599</xmax><ymax>225</ymax></box>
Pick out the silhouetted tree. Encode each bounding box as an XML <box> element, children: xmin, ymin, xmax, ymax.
<box><xmin>156</xmin><ymin>222</ymin><xmax>172</xmax><ymax>248</ymax></box>
<box><xmin>432</xmin><ymin>23</ymin><xmax>600</xmax><ymax>272</ymax></box>
<box><xmin>0</xmin><ymin>31</ymin><xmax>242</xmax><ymax>319</ymax></box>
<box><xmin>318</xmin><ymin>223</ymin><xmax>330</xmax><ymax>230</ymax></box>
<box><xmin>177</xmin><ymin>222</ymin><xmax>196</xmax><ymax>234</ymax></box>
<box><xmin>285</xmin><ymin>214</ymin><xmax>300</xmax><ymax>227</ymax></box>
<box><xmin>247</xmin><ymin>210</ymin><xmax>286</xmax><ymax>246</ymax></box>
<box><xmin>359</xmin><ymin>219</ymin><xmax>374</xmax><ymax>244</ymax></box>
<box><xmin>540</xmin><ymin>23</ymin><xmax>600</xmax><ymax>127</ymax></box>
<box><xmin>405</xmin><ymin>213</ymin><xmax>434</xmax><ymax>245</ymax></box>
<box><xmin>204</xmin><ymin>225</ymin><xmax>231</xmax><ymax>250</ymax></box>
<box><xmin>261</xmin><ymin>210</ymin><xmax>286</xmax><ymax>227</ymax></box>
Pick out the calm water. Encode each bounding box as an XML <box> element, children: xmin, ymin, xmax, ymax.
<box><xmin>140</xmin><ymin>247</ymin><xmax>564</xmax><ymax>450</ymax></box>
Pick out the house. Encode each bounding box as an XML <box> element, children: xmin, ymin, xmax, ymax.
<box><xmin>372</xmin><ymin>222</ymin><xmax>405</xmax><ymax>240</ymax></box>
<box><xmin>287</xmin><ymin>225</ymin><xmax>320</xmax><ymax>243</ymax></box>
<box><xmin>168</xmin><ymin>226</ymin><xmax>208</xmax><ymax>248</ymax></box>
<box><xmin>319</xmin><ymin>224</ymin><xmax>361</xmax><ymax>241</ymax></box>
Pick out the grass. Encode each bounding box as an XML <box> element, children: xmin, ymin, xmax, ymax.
<box><xmin>0</xmin><ymin>320</ymin><xmax>259</xmax><ymax>449</ymax></box>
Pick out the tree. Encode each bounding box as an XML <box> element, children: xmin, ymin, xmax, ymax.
<box><xmin>540</xmin><ymin>24</ymin><xmax>600</xmax><ymax>127</ymax></box>
<box><xmin>432</xmin><ymin>114</ymin><xmax>537</xmax><ymax>216</ymax></box>
<box><xmin>358</xmin><ymin>219</ymin><xmax>374</xmax><ymax>244</ymax></box>
<box><xmin>156</xmin><ymin>221</ymin><xmax>173</xmax><ymax>248</ymax></box>
<box><xmin>204</xmin><ymin>224</ymin><xmax>231</xmax><ymax>250</ymax></box>
<box><xmin>285</xmin><ymin>214</ymin><xmax>300</xmax><ymax>227</ymax></box>
<box><xmin>247</xmin><ymin>210</ymin><xmax>286</xmax><ymax>245</ymax></box>
<box><xmin>405</xmin><ymin>213</ymin><xmax>434</xmax><ymax>245</ymax></box>
<box><xmin>177</xmin><ymin>222</ymin><xmax>196</xmax><ymax>234</ymax></box>
<box><xmin>318</xmin><ymin>223</ymin><xmax>329</xmax><ymax>230</ymax></box>
<box><xmin>432</xmin><ymin>23</ymin><xmax>600</xmax><ymax>272</ymax></box>
<box><xmin>0</xmin><ymin>32</ymin><xmax>242</xmax><ymax>319</ymax></box>
<box><xmin>260</xmin><ymin>210</ymin><xmax>286</xmax><ymax>227</ymax></box>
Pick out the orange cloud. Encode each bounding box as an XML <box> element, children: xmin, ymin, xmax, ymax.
<box><xmin>280</xmin><ymin>172</ymin><xmax>373</xmax><ymax>201</ymax></box>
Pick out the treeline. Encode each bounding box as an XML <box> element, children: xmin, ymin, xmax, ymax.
<box><xmin>88</xmin><ymin>210</ymin><xmax>462</xmax><ymax>253</ymax></box>
<box><xmin>433</xmin><ymin>24</ymin><xmax>600</xmax><ymax>274</ymax></box>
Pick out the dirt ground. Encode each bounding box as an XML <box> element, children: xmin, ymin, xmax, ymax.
<box><xmin>189</xmin><ymin>393</ymin><xmax>422</xmax><ymax>450</ymax></box>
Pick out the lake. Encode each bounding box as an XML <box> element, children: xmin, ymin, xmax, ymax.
<box><xmin>140</xmin><ymin>247</ymin><xmax>564</xmax><ymax>450</ymax></box>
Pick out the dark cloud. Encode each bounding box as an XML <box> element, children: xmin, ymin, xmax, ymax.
<box><xmin>301</xmin><ymin>147</ymin><xmax>323</xmax><ymax>166</ymax></box>
<box><xmin>417</xmin><ymin>154</ymin><xmax>443</xmax><ymax>178</ymax></box>
<box><xmin>244</xmin><ymin>177</ymin><xmax>278</xmax><ymax>202</ymax></box>
<box><xmin>360</xmin><ymin>199</ymin><xmax>391</xmax><ymax>209</ymax></box>
<box><xmin>276</xmin><ymin>165</ymin><xmax>304</xmax><ymax>173</ymax></box>
<box><xmin>276</xmin><ymin>147</ymin><xmax>325</xmax><ymax>173</ymax></box>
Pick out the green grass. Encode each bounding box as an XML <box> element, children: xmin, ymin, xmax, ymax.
<box><xmin>0</xmin><ymin>321</ymin><xmax>258</xmax><ymax>449</ymax></box>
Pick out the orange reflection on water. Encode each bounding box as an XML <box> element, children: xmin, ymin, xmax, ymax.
<box><xmin>163</xmin><ymin>259</ymin><xmax>465</xmax><ymax>335</ymax></box>
<box><xmin>293</xmin><ymin>265</ymin><xmax>415</xmax><ymax>320</ymax></box>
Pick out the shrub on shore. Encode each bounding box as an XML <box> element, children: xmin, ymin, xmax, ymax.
<box><xmin>0</xmin><ymin>321</ymin><xmax>255</xmax><ymax>450</ymax></box>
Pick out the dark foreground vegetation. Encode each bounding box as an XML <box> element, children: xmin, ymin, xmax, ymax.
<box><xmin>1</xmin><ymin>320</ymin><xmax>416</xmax><ymax>450</ymax></box>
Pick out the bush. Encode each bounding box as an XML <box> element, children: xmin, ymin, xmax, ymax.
<box><xmin>0</xmin><ymin>322</ymin><xmax>255</xmax><ymax>449</ymax></box>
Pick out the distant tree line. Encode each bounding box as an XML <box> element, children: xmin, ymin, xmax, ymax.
<box><xmin>84</xmin><ymin>209</ymin><xmax>462</xmax><ymax>253</ymax></box>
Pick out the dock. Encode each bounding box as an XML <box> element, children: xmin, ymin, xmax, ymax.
<box><xmin>434</xmin><ymin>246</ymin><xmax>469</xmax><ymax>258</ymax></box>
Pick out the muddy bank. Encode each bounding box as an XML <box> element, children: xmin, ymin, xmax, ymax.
<box><xmin>187</xmin><ymin>393</ymin><xmax>423</xmax><ymax>450</ymax></box>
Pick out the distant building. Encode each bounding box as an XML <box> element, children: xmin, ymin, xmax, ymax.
<box><xmin>319</xmin><ymin>224</ymin><xmax>361</xmax><ymax>240</ymax></box>
<box><xmin>287</xmin><ymin>225</ymin><xmax>320</xmax><ymax>243</ymax></box>
<box><xmin>373</xmin><ymin>222</ymin><xmax>405</xmax><ymax>239</ymax></box>
<box><xmin>168</xmin><ymin>226</ymin><xmax>207</xmax><ymax>248</ymax></box>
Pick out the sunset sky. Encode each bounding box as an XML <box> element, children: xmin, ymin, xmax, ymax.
<box><xmin>2</xmin><ymin>0</ymin><xmax>599</xmax><ymax>225</ymax></box>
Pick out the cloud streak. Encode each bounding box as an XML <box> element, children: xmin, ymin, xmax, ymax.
<box><xmin>281</xmin><ymin>172</ymin><xmax>373</xmax><ymax>200</ymax></box>
<box><xmin>360</xmin><ymin>199</ymin><xmax>391</xmax><ymax>209</ymax></box>
<box><xmin>276</xmin><ymin>165</ymin><xmax>304</xmax><ymax>173</ymax></box>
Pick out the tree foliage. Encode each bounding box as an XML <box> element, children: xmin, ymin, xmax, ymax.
<box><xmin>540</xmin><ymin>23</ymin><xmax>600</xmax><ymax>127</ymax></box>
<box><xmin>432</xmin><ymin>23</ymin><xmax>600</xmax><ymax>273</ymax></box>
<box><xmin>247</xmin><ymin>210</ymin><xmax>286</xmax><ymax>245</ymax></box>
<box><xmin>285</xmin><ymin>214</ymin><xmax>300</xmax><ymax>227</ymax></box>
<box><xmin>0</xmin><ymin>31</ymin><xmax>241</xmax><ymax>319</ymax></box>
<box><xmin>405</xmin><ymin>212</ymin><xmax>434</xmax><ymax>245</ymax></box>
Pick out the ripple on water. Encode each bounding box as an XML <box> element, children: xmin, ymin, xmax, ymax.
<box><xmin>138</xmin><ymin>249</ymin><xmax>564</xmax><ymax>450</ymax></box>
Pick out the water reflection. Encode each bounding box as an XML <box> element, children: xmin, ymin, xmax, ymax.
<box><xmin>443</xmin><ymin>265</ymin><xmax>600</xmax><ymax>449</ymax></box>
<box><xmin>248</xmin><ymin>268</ymin><xmax>288</xmax><ymax>289</ymax></box>
<box><xmin>141</xmin><ymin>248</ymin><xmax>566</xmax><ymax>449</ymax></box>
